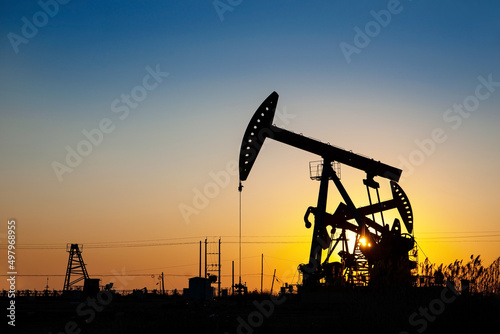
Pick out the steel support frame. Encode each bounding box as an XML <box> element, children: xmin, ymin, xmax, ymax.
<box><xmin>304</xmin><ymin>159</ymin><xmax>370</xmax><ymax>286</ymax></box>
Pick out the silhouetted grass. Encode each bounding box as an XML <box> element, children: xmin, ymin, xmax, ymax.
<box><xmin>419</xmin><ymin>255</ymin><xmax>500</xmax><ymax>295</ymax></box>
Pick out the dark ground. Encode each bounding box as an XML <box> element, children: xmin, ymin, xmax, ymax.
<box><xmin>4</xmin><ymin>288</ymin><xmax>500</xmax><ymax>334</ymax></box>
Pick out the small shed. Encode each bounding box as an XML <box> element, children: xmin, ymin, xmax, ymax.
<box><xmin>187</xmin><ymin>277</ymin><xmax>213</xmax><ymax>301</ymax></box>
<box><xmin>83</xmin><ymin>278</ymin><xmax>101</xmax><ymax>297</ymax></box>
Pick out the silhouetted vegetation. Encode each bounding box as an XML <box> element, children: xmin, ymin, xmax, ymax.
<box><xmin>419</xmin><ymin>255</ymin><xmax>500</xmax><ymax>295</ymax></box>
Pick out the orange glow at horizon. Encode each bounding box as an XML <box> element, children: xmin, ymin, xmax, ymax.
<box><xmin>2</xmin><ymin>86</ymin><xmax>500</xmax><ymax>293</ymax></box>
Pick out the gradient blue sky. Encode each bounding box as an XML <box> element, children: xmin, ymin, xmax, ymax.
<box><xmin>1</xmin><ymin>1</ymin><xmax>499</xmax><ymax>291</ymax></box>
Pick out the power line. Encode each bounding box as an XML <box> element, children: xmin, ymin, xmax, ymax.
<box><xmin>0</xmin><ymin>241</ymin><xmax>199</xmax><ymax>250</ymax></box>
<box><xmin>4</xmin><ymin>231</ymin><xmax>499</xmax><ymax>250</ymax></box>
<box><xmin>0</xmin><ymin>273</ymin><xmax>193</xmax><ymax>277</ymax></box>
<box><xmin>416</xmin><ymin>231</ymin><xmax>500</xmax><ymax>234</ymax></box>
<box><xmin>420</xmin><ymin>240</ymin><xmax>500</xmax><ymax>243</ymax></box>
<box><xmin>1</xmin><ymin>240</ymin><xmax>310</xmax><ymax>250</ymax></box>
<box><xmin>417</xmin><ymin>234</ymin><xmax>500</xmax><ymax>240</ymax></box>
<box><xmin>224</xmin><ymin>241</ymin><xmax>309</xmax><ymax>244</ymax></box>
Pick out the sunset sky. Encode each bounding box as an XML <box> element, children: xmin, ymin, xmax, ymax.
<box><xmin>1</xmin><ymin>1</ymin><xmax>499</xmax><ymax>292</ymax></box>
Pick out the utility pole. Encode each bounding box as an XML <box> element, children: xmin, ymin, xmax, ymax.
<box><xmin>204</xmin><ymin>238</ymin><xmax>207</xmax><ymax>278</ymax></box>
<box><xmin>270</xmin><ymin>269</ymin><xmax>276</xmax><ymax>295</ymax></box>
<box><xmin>218</xmin><ymin>238</ymin><xmax>221</xmax><ymax>297</ymax></box>
<box><xmin>161</xmin><ymin>272</ymin><xmax>165</xmax><ymax>296</ymax></box>
<box><xmin>199</xmin><ymin>241</ymin><xmax>202</xmax><ymax>277</ymax></box>
<box><xmin>261</xmin><ymin>253</ymin><xmax>263</xmax><ymax>294</ymax></box>
<box><xmin>232</xmin><ymin>261</ymin><xmax>234</xmax><ymax>296</ymax></box>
